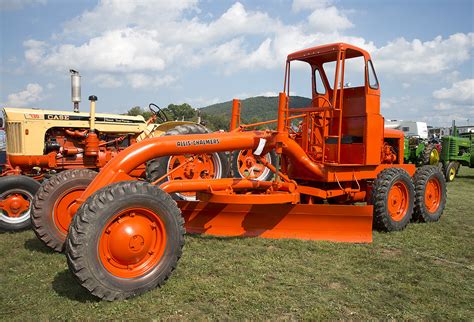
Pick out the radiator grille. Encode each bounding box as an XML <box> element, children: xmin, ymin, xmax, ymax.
<box><xmin>6</xmin><ymin>122</ymin><xmax>23</xmax><ymax>153</ymax></box>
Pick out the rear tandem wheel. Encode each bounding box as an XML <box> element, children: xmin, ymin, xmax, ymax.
<box><xmin>413</xmin><ymin>165</ymin><xmax>446</xmax><ymax>222</ymax></box>
<box><xmin>371</xmin><ymin>168</ymin><xmax>415</xmax><ymax>232</ymax></box>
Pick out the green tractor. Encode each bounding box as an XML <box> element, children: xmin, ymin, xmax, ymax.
<box><xmin>440</xmin><ymin>131</ymin><xmax>473</xmax><ymax>182</ymax></box>
<box><xmin>404</xmin><ymin>136</ymin><xmax>440</xmax><ymax>166</ymax></box>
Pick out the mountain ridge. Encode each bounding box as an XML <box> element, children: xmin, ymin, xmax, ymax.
<box><xmin>199</xmin><ymin>96</ymin><xmax>311</xmax><ymax>129</ymax></box>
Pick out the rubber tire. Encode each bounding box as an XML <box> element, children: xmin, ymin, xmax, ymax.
<box><xmin>444</xmin><ymin>161</ymin><xmax>458</xmax><ymax>182</ymax></box>
<box><xmin>413</xmin><ymin>165</ymin><xmax>447</xmax><ymax>223</ymax></box>
<box><xmin>231</xmin><ymin>150</ymin><xmax>276</xmax><ymax>181</ymax></box>
<box><xmin>65</xmin><ymin>181</ymin><xmax>185</xmax><ymax>301</ymax></box>
<box><xmin>146</xmin><ymin>124</ymin><xmax>229</xmax><ymax>200</ymax></box>
<box><xmin>0</xmin><ymin>175</ymin><xmax>40</xmax><ymax>231</ymax></box>
<box><xmin>32</xmin><ymin>169</ymin><xmax>97</xmax><ymax>252</ymax></box>
<box><xmin>371</xmin><ymin>168</ymin><xmax>415</xmax><ymax>232</ymax></box>
<box><xmin>421</xmin><ymin>143</ymin><xmax>439</xmax><ymax>166</ymax></box>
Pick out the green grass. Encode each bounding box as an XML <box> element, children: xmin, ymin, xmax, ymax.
<box><xmin>1</xmin><ymin>168</ymin><xmax>473</xmax><ymax>319</ymax></box>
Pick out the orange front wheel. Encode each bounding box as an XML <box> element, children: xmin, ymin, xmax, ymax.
<box><xmin>66</xmin><ymin>181</ymin><xmax>185</xmax><ymax>301</ymax></box>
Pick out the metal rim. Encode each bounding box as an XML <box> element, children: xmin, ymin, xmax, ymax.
<box><xmin>387</xmin><ymin>181</ymin><xmax>409</xmax><ymax>221</ymax></box>
<box><xmin>52</xmin><ymin>187</ymin><xmax>85</xmax><ymax>236</ymax></box>
<box><xmin>424</xmin><ymin>177</ymin><xmax>441</xmax><ymax>213</ymax></box>
<box><xmin>166</xmin><ymin>153</ymin><xmax>222</xmax><ymax>201</ymax></box>
<box><xmin>449</xmin><ymin>167</ymin><xmax>456</xmax><ymax>181</ymax></box>
<box><xmin>0</xmin><ymin>189</ymin><xmax>34</xmax><ymax>224</ymax></box>
<box><xmin>429</xmin><ymin>149</ymin><xmax>439</xmax><ymax>165</ymax></box>
<box><xmin>98</xmin><ymin>207</ymin><xmax>167</xmax><ymax>279</ymax></box>
<box><xmin>236</xmin><ymin>150</ymin><xmax>272</xmax><ymax>181</ymax></box>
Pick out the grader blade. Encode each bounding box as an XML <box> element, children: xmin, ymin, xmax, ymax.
<box><xmin>177</xmin><ymin>202</ymin><xmax>373</xmax><ymax>243</ymax></box>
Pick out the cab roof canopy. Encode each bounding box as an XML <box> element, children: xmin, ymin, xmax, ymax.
<box><xmin>287</xmin><ymin>42</ymin><xmax>370</xmax><ymax>65</ymax></box>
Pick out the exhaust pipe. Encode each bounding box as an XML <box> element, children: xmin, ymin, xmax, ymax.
<box><xmin>70</xmin><ymin>69</ymin><xmax>81</xmax><ymax>113</ymax></box>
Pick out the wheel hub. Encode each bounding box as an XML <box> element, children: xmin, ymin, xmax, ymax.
<box><xmin>449</xmin><ymin>168</ymin><xmax>456</xmax><ymax>181</ymax></box>
<box><xmin>387</xmin><ymin>182</ymin><xmax>408</xmax><ymax>221</ymax></box>
<box><xmin>1</xmin><ymin>194</ymin><xmax>30</xmax><ymax>217</ymax></box>
<box><xmin>99</xmin><ymin>208</ymin><xmax>167</xmax><ymax>278</ymax></box>
<box><xmin>237</xmin><ymin>150</ymin><xmax>267</xmax><ymax>179</ymax></box>
<box><xmin>53</xmin><ymin>188</ymin><xmax>85</xmax><ymax>235</ymax></box>
<box><xmin>429</xmin><ymin>149</ymin><xmax>439</xmax><ymax>165</ymax></box>
<box><xmin>425</xmin><ymin>178</ymin><xmax>441</xmax><ymax>213</ymax></box>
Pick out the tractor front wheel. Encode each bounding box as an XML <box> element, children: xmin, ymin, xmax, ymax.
<box><xmin>422</xmin><ymin>143</ymin><xmax>440</xmax><ymax>166</ymax></box>
<box><xmin>444</xmin><ymin>161</ymin><xmax>458</xmax><ymax>182</ymax></box>
<box><xmin>371</xmin><ymin>168</ymin><xmax>414</xmax><ymax>232</ymax></box>
<box><xmin>413</xmin><ymin>165</ymin><xmax>446</xmax><ymax>222</ymax></box>
<box><xmin>0</xmin><ymin>175</ymin><xmax>40</xmax><ymax>231</ymax></box>
<box><xmin>65</xmin><ymin>181</ymin><xmax>185</xmax><ymax>301</ymax></box>
<box><xmin>32</xmin><ymin>169</ymin><xmax>97</xmax><ymax>252</ymax></box>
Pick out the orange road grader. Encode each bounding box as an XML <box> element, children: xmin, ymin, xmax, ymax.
<box><xmin>32</xmin><ymin>43</ymin><xmax>447</xmax><ymax>301</ymax></box>
<box><xmin>0</xmin><ymin>71</ymin><xmax>228</xmax><ymax>232</ymax></box>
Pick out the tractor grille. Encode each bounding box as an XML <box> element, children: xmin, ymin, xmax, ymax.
<box><xmin>6</xmin><ymin>122</ymin><xmax>23</xmax><ymax>153</ymax></box>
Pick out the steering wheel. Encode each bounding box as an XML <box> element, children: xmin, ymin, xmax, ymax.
<box><xmin>148</xmin><ymin>103</ymin><xmax>169</xmax><ymax>123</ymax></box>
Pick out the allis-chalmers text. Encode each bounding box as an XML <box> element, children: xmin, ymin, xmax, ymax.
<box><xmin>176</xmin><ymin>138</ymin><xmax>220</xmax><ymax>147</ymax></box>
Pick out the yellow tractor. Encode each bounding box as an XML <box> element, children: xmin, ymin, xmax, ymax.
<box><xmin>0</xmin><ymin>71</ymin><xmax>228</xmax><ymax>233</ymax></box>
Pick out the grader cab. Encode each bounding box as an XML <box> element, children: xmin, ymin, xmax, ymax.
<box><xmin>32</xmin><ymin>43</ymin><xmax>447</xmax><ymax>300</ymax></box>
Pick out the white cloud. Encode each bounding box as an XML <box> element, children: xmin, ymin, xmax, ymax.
<box><xmin>374</xmin><ymin>33</ymin><xmax>474</xmax><ymax>75</ymax></box>
<box><xmin>5</xmin><ymin>83</ymin><xmax>44</xmax><ymax>106</ymax></box>
<box><xmin>93</xmin><ymin>74</ymin><xmax>123</xmax><ymax>88</ymax></box>
<box><xmin>24</xmin><ymin>40</ymin><xmax>47</xmax><ymax>64</ymax></box>
<box><xmin>25</xmin><ymin>29</ymin><xmax>167</xmax><ymax>73</ymax></box>
<box><xmin>16</xmin><ymin>0</ymin><xmax>474</xmax><ymax>116</ymax></box>
<box><xmin>62</xmin><ymin>0</ymin><xmax>199</xmax><ymax>37</ymax></box>
<box><xmin>433</xmin><ymin>79</ymin><xmax>473</xmax><ymax>103</ymax></box>
<box><xmin>307</xmin><ymin>6</ymin><xmax>353</xmax><ymax>32</ymax></box>
<box><xmin>1</xmin><ymin>0</ymin><xmax>46</xmax><ymax>11</ymax></box>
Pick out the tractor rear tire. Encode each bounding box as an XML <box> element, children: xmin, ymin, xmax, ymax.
<box><xmin>65</xmin><ymin>181</ymin><xmax>185</xmax><ymax>301</ymax></box>
<box><xmin>32</xmin><ymin>169</ymin><xmax>97</xmax><ymax>252</ymax></box>
<box><xmin>412</xmin><ymin>165</ymin><xmax>446</xmax><ymax>223</ymax></box>
<box><xmin>232</xmin><ymin>149</ymin><xmax>276</xmax><ymax>181</ymax></box>
<box><xmin>371</xmin><ymin>168</ymin><xmax>414</xmax><ymax>232</ymax></box>
<box><xmin>444</xmin><ymin>161</ymin><xmax>458</xmax><ymax>182</ymax></box>
<box><xmin>146</xmin><ymin>124</ymin><xmax>229</xmax><ymax>200</ymax></box>
<box><xmin>422</xmin><ymin>143</ymin><xmax>439</xmax><ymax>166</ymax></box>
<box><xmin>0</xmin><ymin>175</ymin><xmax>40</xmax><ymax>231</ymax></box>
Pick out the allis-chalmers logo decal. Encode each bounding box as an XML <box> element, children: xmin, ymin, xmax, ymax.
<box><xmin>176</xmin><ymin>138</ymin><xmax>220</xmax><ymax>147</ymax></box>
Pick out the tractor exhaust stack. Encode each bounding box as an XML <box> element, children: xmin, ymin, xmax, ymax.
<box><xmin>70</xmin><ymin>69</ymin><xmax>81</xmax><ymax>113</ymax></box>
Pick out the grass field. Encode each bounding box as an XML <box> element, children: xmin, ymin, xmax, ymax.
<box><xmin>1</xmin><ymin>168</ymin><xmax>473</xmax><ymax>319</ymax></box>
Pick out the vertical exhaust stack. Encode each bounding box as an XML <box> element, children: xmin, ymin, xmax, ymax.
<box><xmin>70</xmin><ymin>69</ymin><xmax>81</xmax><ymax>113</ymax></box>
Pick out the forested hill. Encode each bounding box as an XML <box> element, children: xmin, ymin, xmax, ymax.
<box><xmin>199</xmin><ymin>96</ymin><xmax>311</xmax><ymax>129</ymax></box>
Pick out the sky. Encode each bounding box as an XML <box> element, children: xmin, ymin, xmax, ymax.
<box><xmin>0</xmin><ymin>0</ymin><xmax>473</xmax><ymax>127</ymax></box>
